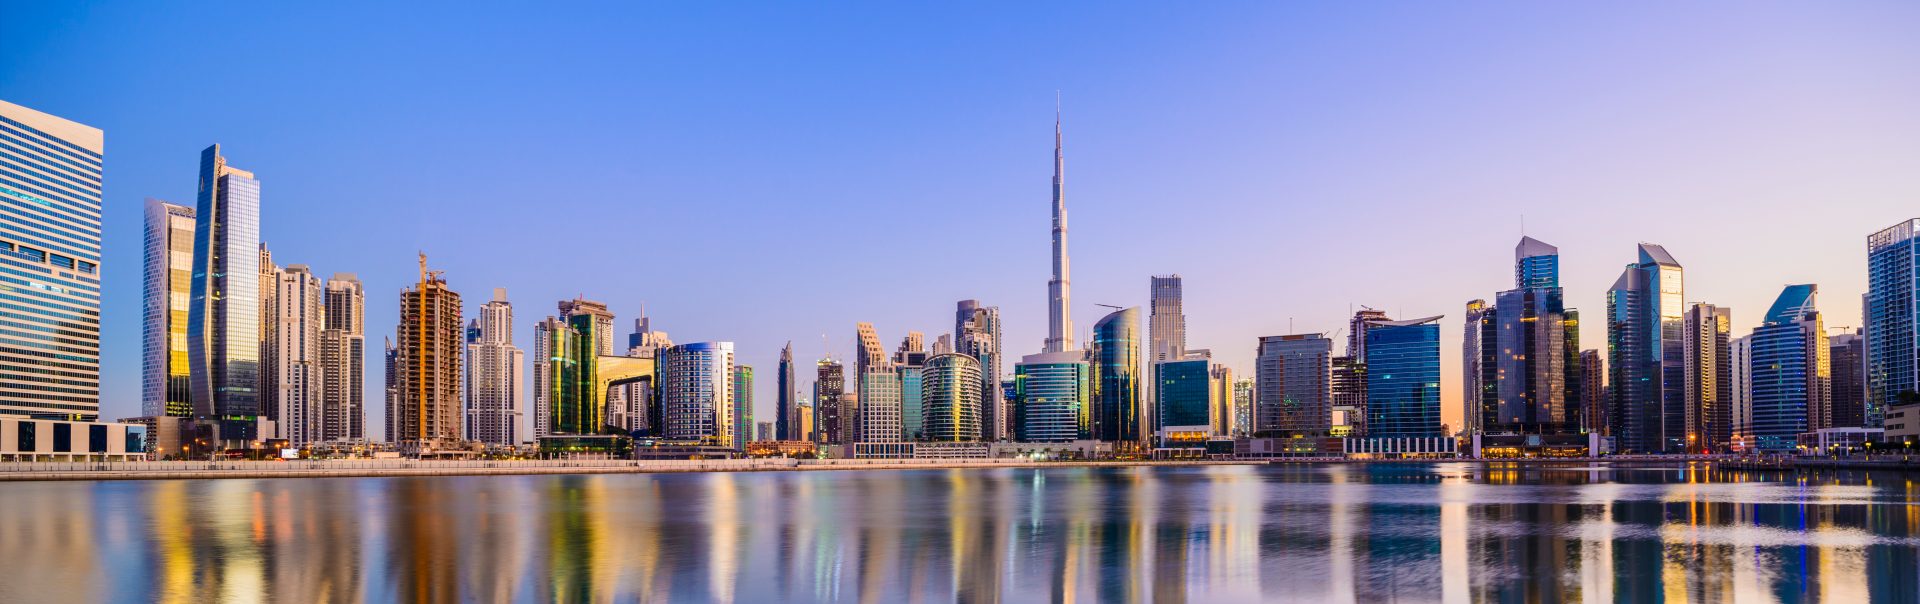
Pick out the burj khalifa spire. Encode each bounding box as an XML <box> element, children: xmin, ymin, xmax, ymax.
<box><xmin>1044</xmin><ymin>97</ymin><xmax>1074</xmax><ymax>353</ymax></box>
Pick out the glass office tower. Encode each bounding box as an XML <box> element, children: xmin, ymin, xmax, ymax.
<box><xmin>1090</xmin><ymin>307</ymin><xmax>1141</xmax><ymax>444</ymax></box>
<box><xmin>1254</xmin><ymin>334</ymin><xmax>1332</xmax><ymax>435</ymax></box>
<box><xmin>1155</xmin><ymin>358</ymin><xmax>1211</xmax><ymax>430</ymax></box>
<box><xmin>1867</xmin><ymin>219</ymin><xmax>1920</xmax><ymax>428</ymax></box>
<box><xmin>1013</xmin><ymin>351</ymin><xmax>1090</xmax><ymax>442</ymax></box>
<box><xmin>1364</xmin><ymin>317</ymin><xmax>1443</xmax><ymax>437</ymax></box>
<box><xmin>1607</xmin><ymin>243</ymin><xmax>1686</xmax><ymax>453</ymax></box>
<box><xmin>143</xmin><ymin>199</ymin><xmax>195</xmax><ymax>418</ymax></box>
<box><xmin>188</xmin><ymin>144</ymin><xmax>263</xmax><ymax>440</ymax></box>
<box><xmin>921</xmin><ymin>353</ymin><xmax>983</xmax><ymax>442</ymax></box>
<box><xmin>660</xmin><ymin>342</ymin><xmax>736</xmax><ymax>446</ymax></box>
<box><xmin>0</xmin><ymin>101</ymin><xmax>103</xmax><ymax>421</ymax></box>
<box><xmin>1746</xmin><ymin>285</ymin><xmax>1829</xmax><ymax>452</ymax></box>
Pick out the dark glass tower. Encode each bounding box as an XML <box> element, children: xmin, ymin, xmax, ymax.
<box><xmin>1090</xmin><ymin>308</ymin><xmax>1141</xmax><ymax>444</ymax></box>
<box><xmin>1607</xmin><ymin>244</ymin><xmax>1685</xmax><ymax>453</ymax></box>
<box><xmin>1364</xmin><ymin>317</ymin><xmax>1443</xmax><ymax>437</ymax></box>
<box><xmin>187</xmin><ymin>144</ymin><xmax>263</xmax><ymax>442</ymax></box>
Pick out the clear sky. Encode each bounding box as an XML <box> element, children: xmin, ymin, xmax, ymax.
<box><xmin>6</xmin><ymin>2</ymin><xmax>1920</xmax><ymax>431</ymax></box>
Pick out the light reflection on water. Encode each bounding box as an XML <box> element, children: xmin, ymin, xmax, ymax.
<box><xmin>0</xmin><ymin>463</ymin><xmax>1915</xmax><ymax>602</ymax></box>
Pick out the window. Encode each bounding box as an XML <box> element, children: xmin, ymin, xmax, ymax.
<box><xmin>48</xmin><ymin>254</ymin><xmax>74</xmax><ymax>269</ymax></box>
<box><xmin>16</xmin><ymin>421</ymin><xmax>35</xmax><ymax>452</ymax></box>
<box><xmin>77</xmin><ymin>261</ymin><xmax>95</xmax><ymax>274</ymax></box>
<box><xmin>89</xmin><ymin>425</ymin><xmax>107</xmax><ymax>452</ymax></box>
<box><xmin>52</xmin><ymin>424</ymin><xmax>71</xmax><ymax>452</ymax></box>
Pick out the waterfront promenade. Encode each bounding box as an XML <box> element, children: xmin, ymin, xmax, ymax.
<box><xmin>0</xmin><ymin>457</ymin><xmax>1263</xmax><ymax>482</ymax></box>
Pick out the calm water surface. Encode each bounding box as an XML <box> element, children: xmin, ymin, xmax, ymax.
<box><xmin>1</xmin><ymin>463</ymin><xmax>1917</xmax><ymax>603</ymax></box>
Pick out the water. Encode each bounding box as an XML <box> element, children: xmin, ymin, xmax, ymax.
<box><xmin>0</xmin><ymin>462</ymin><xmax>1915</xmax><ymax>603</ymax></box>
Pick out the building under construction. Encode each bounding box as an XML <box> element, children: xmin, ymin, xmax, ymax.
<box><xmin>389</xmin><ymin>254</ymin><xmax>464</xmax><ymax>452</ymax></box>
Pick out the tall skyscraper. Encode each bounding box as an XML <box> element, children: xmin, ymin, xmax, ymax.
<box><xmin>1209</xmin><ymin>364</ymin><xmax>1235</xmax><ymax>437</ymax></box>
<box><xmin>1363</xmin><ymin>316</ymin><xmax>1443</xmax><ymax>437</ymax></box>
<box><xmin>188</xmin><ymin>144</ymin><xmax>263</xmax><ymax>439</ymax></box>
<box><xmin>1462</xmin><ymin>299</ymin><xmax>1493</xmax><ymax>436</ymax></box>
<box><xmin>894</xmin><ymin>337</ymin><xmax>929</xmax><ymax>440</ymax></box>
<box><xmin>815</xmin><ymin>359</ymin><xmax>846</xmax><ymax>445</ymax></box>
<box><xmin>1866</xmin><ymin>219</ymin><xmax>1920</xmax><ymax>428</ymax></box>
<box><xmin>1830</xmin><ymin>330</ymin><xmax>1867</xmax><ymax>428</ymax></box>
<box><xmin>659</xmin><ymin>342</ymin><xmax>736</xmax><ymax>446</ymax></box>
<box><xmin>0</xmin><ymin>101</ymin><xmax>103</xmax><ymax>421</ymax></box>
<box><xmin>143</xmin><ymin>199</ymin><xmax>195</xmax><ymax>418</ymax></box>
<box><xmin>540</xmin><ymin>298</ymin><xmax>617</xmax><ymax>436</ymax></box>
<box><xmin>615</xmin><ymin>312</ymin><xmax>670</xmax><ymax>434</ymax></box>
<box><xmin>1682</xmin><ymin>303</ymin><xmax>1734</xmax><ymax>453</ymax></box>
<box><xmin>777</xmin><ymin>342</ymin><xmax>798</xmax><ymax>440</ymax></box>
<box><xmin>530</xmin><ymin>317</ymin><xmax>561</xmax><ymax>440</ymax></box>
<box><xmin>1233</xmin><ymin>378</ymin><xmax>1255</xmax><ymax>436</ymax></box>
<box><xmin>465</xmin><ymin>288</ymin><xmax>523</xmax><ymax>445</ymax></box>
<box><xmin>1090</xmin><ymin>308</ymin><xmax>1142</xmax><ymax>444</ymax></box>
<box><xmin>1254</xmin><ymin>334</ymin><xmax>1332</xmax><ymax>435</ymax></box>
<box><xmin>1732</xmin><ymin>335</ymin><xmax>1753</xmax><ymax>449</ymax></box>
<box><xmin>382</xmin><ymin>338</ymin><xmax>397</xmax><ymax>444</ymax></box>
<box><xmin>1013</xmin><ymin>351</ymin><xmax>1090</xmax><ymax>442</ymax></box>
<box><xmin>732</xmin><ymin>365</ymin><xmax>753</xmax><ymax>451</ymax></box>
<box><xmin>1147</xmin><ymin>276</ymin><xmax>1185</xmax><ymax>424</ymax></box>
<box><xmin>318</xmin><ymin>273</ymin><xmax>364</xmax><ymax>441</ymax></box>
<box><xmin>1747</xmin><ymin>284</ymin><xmax>1830</xmax><ymax>451</ymax></box>
<box><xmin>955</xmin><ymin>300</ymin><xmax>1004</xmax><ymax>440</ymax></box>
<box><xmin>854</xmin><ymin>322</ymin><xmax>901</xmax><ymax>443</ymax></box>
<box><xmin>1333</xmin><ymin>308</ymin><xmax>1389</xmax><ymax>437</ymax></box>
<box><xmin>258</xmin><ymin>246</ymin><xmax>278</xmax><ymax>432</ymax></box>
<box><xmin>1579</xmin><ymin>349</ymin><xmax>1604</xmax><ymax>434</ymax></box>
<box><xmin>1475</xmin><ymin>237</ymin><xmax>1583</xmax><ymax>437</ymax></box>
<box><xmin>1043</xmin><ymin>104</ymin><xmax>1074</xmax><ymax>354</ymax></box>
<box><xmin>273</xmin><ymin>265</ymin><xmax>324</xmax><ymax>444</ymax></box>
<box><xmin>390</xmin><ymin>256</ymin><xmax>463</xmax><ymax>447</ymax></box>
<box><xmin>1607</xmin><ymin>243</ymin><xmax>1686</xmax><ymax>453</ymax></box>
<box><xmin>921</xmin><ymin>353</ymin><xmax>984</xmax><ymax>442</ymax></box>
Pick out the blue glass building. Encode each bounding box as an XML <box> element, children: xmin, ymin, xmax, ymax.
<box><xmin>1090</xmin><ymin>308</ymin><xmax>1141</xmax><ymax>443</ymax></box>
<box><xmin>1867</xmin><ymin>219</ymin><xmax>1920</xmax><ymax>428</ymax></box>
<box><xmin>1747</xmin><ymin>285</ymin><xmax>1828</xmax><ymax>452</ymax></box>
<box><xmin>1364</xmin><ymin>317</ymin><xmax>1443</xmax><ymax>437</ymax></box>
<box><xmin>0</xmin><ymin>101</ymin><xmax>103</xmax><ymax>421</ymax></box>
<box><xmin>1013</xmin><ymin>351</ymin><xmax>1089</xmax><ymax>442</ymax></box>
<box><xmin>1607</xmin><ymin>243</ymin><xmax>1686</xmax><ymax>453</ymax></box>
<box><xmin>1155</xmin><ymin>358</ymin><xmax>1211</xmax><ymax>430</ymax></box>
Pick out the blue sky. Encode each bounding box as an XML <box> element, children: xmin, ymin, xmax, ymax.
<box><xmin>6</xmin><ymin>2</ymin><xmax>1920</xmax><ymax>430</ymax></box>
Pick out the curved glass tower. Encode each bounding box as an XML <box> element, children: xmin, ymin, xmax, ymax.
<box><xmin>1090</xmin><ymin>307</ymin><xmax>1141</xmax><ymax>444</ymax></box>
<box><xmin>920</xmin><ymin>353</ymin><xmax>983</xmax><ymax>442</ymax></box>
<box><xmin>188</xmin><ymin>144</ymin><xmax>262</xmax><ymax>441</ymax></box>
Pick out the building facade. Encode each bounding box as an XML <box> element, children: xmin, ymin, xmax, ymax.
<box><xmin>1746</xmin><ymin>285</ymin><xmax>1830</xmax><ymax>452</ymax></box>
<box><xmin>1607</xmin><ymin>243</ymin><xmax>1686</xmax><ymax>453</ymax></box>
<box><xmin>273</xmin><ymin>265</ymin><xmax>324</xmax><ymax>444</ymax></box>
<box><xmin>777</xmin><ymin>341</ymin><xmax>797</xmax><ymax>441</ymax></box>
<box><xmin>733</xmin><ymin>365</ymin><xmax>753</xmax><ymax>451</ymax></box>
<box><xmin>0</xmin><ymin>101</ymin><xmax>103</xmax><ymax>422</ymax></box>
<box><xmin>1254</xmin><ymin>334</ymin><xmax>1332</xmax><ymax>435</ymax></box>
<box><xmin>142</xmin><ymin>199</ymin><xmax>194</xmax><ymax>418</ymax></box>
<box><xmin>815</xmin><ymin>359</ymin><xmax>845</xmax><ymax>445</ymax></box>
<box><xmin>854</xmin><ymin>322</ymin><xmax>901</xmax><ymax>444</ymax></box>
<box><xmin>1364</xmin><ymin>317</ymin><xmax>1443</xmax><ymax>437</ymax></box>
<box><xmin>1867</xmin><ymin>219</ymin><xmax>1920</xmax><ymax>428</ymax></box>
<box><xmin>921</xmin><ymin>353</ymin><xmax>983</xmax><ymax>442</ymax></box>
<box><xmin>465</xmin><ymin>288</ymin><xmax>523</xmax><ymax>445</ymax></box>
<box><xmin>1471</xmin><ymin>238</ymin><xmax>1582</xmax><ymax>438</ymax></box>
<box><xmin>389</xmin><ymin>257</ymin><xmax>463</xmax><ymax>447</ymax></box>
<box><xmin>1682</xmin><ymin>303</ymin><xmax>1734</xmax><ymax>453</ymax></box>
<box><xmin>660</xmin><ymin>342</ymin><xmax>736</xmax><ymax>446</ymax></box>
<box><xmin>1155</xmin><ymin>358</ymin><xmax>1211</xmax><ymax>433</ymax></box>
<box><xmin>1013</xmin><ymin>350</ymin><xmax>1090</xmax><ymax>442</ymax></box>
<box><xmin>1830</xmin><ymin>330</ymin><xmax>1867</xmax><ymax>429</ymax></box>
<box><xmin>318</xmin><ymin>273</ymin><xmax>364</xmax><ymax>441</ymax></box>
<box><xmin>1091</xmin><ymin>308</ymin><xmax>1142</xmax><ymax>444</ymax></box>
<box><xmin>955</xmin><ymin>300</ymin><xmax>1005</xmax><ymax>441</ymax></box>
<box><xmin>188</xmin><ymin>144</ymin><xmax>262</xmax><ymax>440</ymax></box>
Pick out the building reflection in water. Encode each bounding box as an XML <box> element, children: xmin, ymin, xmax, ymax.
<box><xmin>4</xmin><ymin>464</ymin><xmax>1920</xmax><ymax>602</ymax></box>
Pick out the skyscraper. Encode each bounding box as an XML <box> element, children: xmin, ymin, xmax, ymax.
<box><xmin>1462</xmin><ymin>299</ymin><xmax>1493</xmax><ymax>436</ymax></box>
<box><xmin>777</xmin><ymin>342</ymin><xmax>798</xmax><ymax>441</ymax></box>
<box><xmin>390</xmin><ymin>256</ymin><xmax>463</xmax><ymax>447</ymax></box>
<box><xmin>1363</xmin><ymin>316</ymin><xmax>1443</xmax><ymax>438</ymax></box>
<box><xmin>1333</xmin><ymin>308</ymin><xmax>1389</xmax><ymax>437</ymax></box>
<box><xmin>1233</xmin><ymin>378</ymin><xmax>1255</xmax><ymax>436</ymax></box>
<box><xmin>530</xmin><ymin>317</ymin><xmax>561</xmax><ymax>440</ymax></box>
<box><xmin>854</xmin><ymin>322</ymin><xmax>901</xmax><ymax>443</ymax></box>
<box><xmin>540</xmin><ymin>299</ymin><xmax>617</xmax><ymax>436</ymax></box>
<box><xmin>815</xmin><ymin>359</ymin><xmax>846</xmax><ymax>445</ymax></box>
<box><xmin>1090</xmin><ymin>308</ymin><xmax>1142</xmax><ymax>444</ymax></box>
<box><xmin>619</xmin><ymin>313</ymin><xmax>671</xmax><ymax>434</ymax></box>
<box><xmin>733</xmin><ymin>365</ymin><xmax>754</xmax><ymax>451</ymax></box>
<box><xmin>921</xmin><ymin>353</ymin><xmax>984</xmax><ymax>442</ymax></box>
<box><xmin>319</xmin><ymin>274</ymin><xmax>365</xmax><ymax>441</ymax></box>
<box><xmin>273</xmin><ymin>264</ymin><xmax>324</xmax><ymax>444</ymax></box>
<box><xmin>1682</xmin><ymin>303</ymin><xmax>1733</xmax><ymax>453</ymax></box>
<box><xmin>1210</xmin><ymin>364</ymin><xmax>1235</xmax><ymax>437</ymax></box>
<box><xmin>1254</xmin><ymin>334</ymin><xmax>1332</xmax><ymax>435</ymax></box>
<box><xmin>1579</xmin><ymin>349</ymin><xmax>1604</xmax><ymax>434</ymax></box>
<box><xmin>1607</xmin><ymin>243</ymin><xmax>1686</xmax><ymax>453</ymax></box>
<box><xmin>143</xmin><ymin>199</ymin><xmax>195</xmax><ymax>418</ymax></box>
<box><xmin>258</xmin><ymin>246</ymin><xmax>278</xmax><ymax>432</ymax></box>
<box><xmin>1013</xmin><ymin>351</ymin><xmax>1090</xmax><ymax>442</ymax></box>
<box><xmin>1147</xmin><ymin>276</ymin><xmax>1185</xmax><ymax>424</ymax></box>
<box><xmin>1155</xmin><ymin>358</ymin><xmax>1211</xmax><ymax>436</ymax></box>
<box><xmin>659</xmin><ymin>342</ymin><xmax>735</xmax><ymax>446</ymax></box>
<box><xmin>466</xmin><ymin>289</ymin><xmax>523</xmax><ymax>446</ymax></box>
<box><xmin>1866</xmin><ymin>219</ymin><xmax>1920</xmax><ymax>428</ymax></box>
<box><xmin>1830</xmin><ymin>330</ymin><xmax>1867</xmax><ymax>428</ymax></box>
<box><xmin>188</xmin><ymin>144</ymin><xmax>263</xmax><ymax>440</ymax></box>
<box><xmin>1043</xmin><ymin>104</ymin><xmax>1074</xmax><ymax>354</ymax></box>
<box><xmin>955</xmin><ymin>300</ymin><xmax>1004</xmax><ymax>440</ymax></box>
<box><xmin>0</xmin><ymin>101</ymin><xmax>103</xmax><ymax>421</ymax></box>
<box><xmin>894</xmin><ymin>336</ymin><xmax>929</xmax><ymax>440</ymax></box>
<box><xmin>1476</xmin><ymin>237</ymin><xmax>1583</xmax><ymax>437</ymax></box>
<box><xmin>1746</xmin><ymin>284</ymin><xmax>1830</xmax><ymax>451</ymax></box>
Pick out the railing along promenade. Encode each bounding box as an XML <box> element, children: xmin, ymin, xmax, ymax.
<box><xmin>0</xmin><ymin>457</ymin><xmax>1260</xmax><ymax>482</ymax></box>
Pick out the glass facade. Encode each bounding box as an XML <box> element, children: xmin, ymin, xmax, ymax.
<box><xmin>955</xmin><ymin>301</ymin><xmax>1003</xmax><ymax>440</ymax></box>
<box><xmin>732</xmin><ymin>365</ymin><xmax>753</xmax><ymax>451</ymax></box>
<box><xmin>0</xmin><ymin>103</ymin><xmax>103</xmax><ymax>421</ymax></box>
<box><xmin>1606</xmin><ymin>244</ymin><xmax>1685</xmax><ymax>453</ymax></box>
<box><xmin>1364</xmin><ymin>319</ymin><xmax>1442</xmax><ymax>437</ymax></box>
<box><xmin>1254</xmin><ymin>334</ymin><xmax>1331</xmax><ymax>435</ymax></box>
<box><xmin>142</xmin><ymin>199</ymin><xmax>195</xmax><ymax>418</ymax></box>
<box><xmin>660</xmin><ymin>342</ymin><xmax>735</xmax><ymax>446</ymax></box>
<box><xmin>1090</xmin><ymin>308</ymin><xmax>1141</xmax><ymax>443</ymax></box>
<box><xmin>1867</xmin><ymin>219</ymin><xmax>1920</xmax><ymax>428</ymax></box>
<box><xmin>1155</xmin><ymin>359</ymin><xmax>1210</xmax><ymax>430</ymax></box>
<box><xmin>188</xmin><ymin>145</ymin><xmax>262</xmax><ymax>439</ymax></box>
<box><xmin>1013</xmin><ymin>351</ymin><xmax>1089</xmax><ymax>442</ymax></box>
<box><xmin>1747</xmin><ymin>285</ymin><xmax>1827</xmax><ymax>452</ymax></box>
<box><xmin>920</xmin><ymin>353</ymin><xmax>982</xmax><ymax>442</ymax></box>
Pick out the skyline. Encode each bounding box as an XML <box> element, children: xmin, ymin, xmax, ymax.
<box><xmin>7</xmin><ymin>3</ymin><xmax>1920</xmax><ymax>431</ymax></box>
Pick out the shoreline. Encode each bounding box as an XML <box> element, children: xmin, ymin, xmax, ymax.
<box><xmin>0</xmin><ymin>456</ymin><xmax>1754</xmax><ymax>482</ymax></box>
